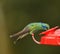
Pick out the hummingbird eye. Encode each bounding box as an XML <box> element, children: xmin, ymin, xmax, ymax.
<box><xmin>42</xmin><ymin>25</ymin><xmax>48</xmax><ymax>30</ymax></box>
<box><xmin>41</xmin><ymin>23</ymin><xmax>49</xmax><ymax>30</ymax></box>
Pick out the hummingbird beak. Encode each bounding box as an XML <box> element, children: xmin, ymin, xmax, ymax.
<box><xmin>39</xmin><ymin>28</ymin><xmax>48</xmax><ymax>36</ymax></box>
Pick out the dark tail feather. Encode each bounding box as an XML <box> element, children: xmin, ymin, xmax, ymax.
<box><xmin>10</xmin><ymin>30</ymin><xmax>24</xmax><ymax>38</ymax></box>
<box><xmin>10</xmin><ymin>26</ymin><xmax>30</xmax><ymax>38</ymax></box>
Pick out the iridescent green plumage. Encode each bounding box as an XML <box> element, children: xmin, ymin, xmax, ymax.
<box><xmin>10</xmin><ymin>22</ymin><xmax>50</xmax><ymax>44</ymax></box>
<box><xmin>27</xmin><ymin>22</ymin><xmax>50</xmax><ymax>34</ymax></box>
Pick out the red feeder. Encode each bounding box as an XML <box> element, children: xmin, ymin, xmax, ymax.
<box><xmin>32</xmin><ymin>26</ymin><xmax>60</xmax><ymax>46</ymax></box>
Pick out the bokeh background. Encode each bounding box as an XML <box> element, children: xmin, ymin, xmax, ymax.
<box><xmin>0</xmin><ymin>0</ymin><xmax>60</xmax><ymax>54</ymax></box>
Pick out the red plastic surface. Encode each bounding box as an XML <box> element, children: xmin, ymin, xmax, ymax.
<box><xmin>40</xmin><ymin>26</ymin><xmax>60</xmax><ymax>46</ymax></box>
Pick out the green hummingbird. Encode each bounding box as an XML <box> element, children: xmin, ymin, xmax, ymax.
<box><xmin>10</xmin><ymin>22</ymin><xmax>50</xmax><ymax>44</ymax></box>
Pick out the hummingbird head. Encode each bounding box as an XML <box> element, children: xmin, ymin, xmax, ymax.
<box><xmin>41</xmin><ymin>23</ymin><xmax>50</xmax><ymax>30</ymax></box>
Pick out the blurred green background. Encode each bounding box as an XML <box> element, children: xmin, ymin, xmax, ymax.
<box><xmin>0</xmin><ymin>0</ymin><xmax>60</xmax><ymax>54</ymax></box>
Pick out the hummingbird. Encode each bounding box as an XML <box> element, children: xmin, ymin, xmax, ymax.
<box><xmin>10</xmin><ymin>22</ymin><xmax>50</xmax><ymax>44</ymax></box>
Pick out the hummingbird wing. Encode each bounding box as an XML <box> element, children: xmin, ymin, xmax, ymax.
<box><xmin>10</xmin><ymin>26</ymin><xmax>30</xmax><ymax>38</ymax></box>
<box><xmin>14</xmin><ymin>33</ymin><xmax>29</xmax><ymax>44</ymax></box>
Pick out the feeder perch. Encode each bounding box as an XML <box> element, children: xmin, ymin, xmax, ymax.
<box><xmin>32</xmin><ymin>26</ymin><xmax>60</xmax><ymax>46</ymax></box>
